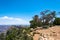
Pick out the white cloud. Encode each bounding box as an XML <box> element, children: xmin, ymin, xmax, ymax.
<box><xmin>0</xmin><ymin>16</ymin><xmax>29</xmax><ymax>25</ymax></box>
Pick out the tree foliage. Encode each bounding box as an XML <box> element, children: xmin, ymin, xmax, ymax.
<box><xmin>0</xmin><ymin>27</ymin><xmax>33</xmax><ymax>40</ymax></box>
<box><xmin>0</xmin><ymin>33</ymin><xmax>5</xmax><ymax>40</ymax></box>
<box><xmin>30</xmin><ymin>15</ymin><xmax>42</xmax><ymax>28</ymax></box>
<box><xmin>30</xmin><ymin>10</ymin><xmax>56</xmax><ymax>28</ymax></box>
<box><xmin>53</xmin><ymin>17</ymin><xmax>60</xmax><ymax>25</ymax></box>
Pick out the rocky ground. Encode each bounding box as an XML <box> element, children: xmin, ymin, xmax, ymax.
<box><xmin>30</xmin><ymin>26</ymin><xmax>60</xmax><ymax>40</ymax></box>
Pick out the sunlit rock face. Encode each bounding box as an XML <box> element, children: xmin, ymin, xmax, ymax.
<box><xmin>38</xmin><ymin>34</ymin><xmax>54</xmax><ymax>40</ymax></box>
<box><xmin>33</xmin><ymin>33</ymin><xmax>55</xmax><ymax>40</ymax></box>
<box><xmin>32</xmin><ymin>26</ymin><xmax>60</xmax><ymax>40</ymax></box>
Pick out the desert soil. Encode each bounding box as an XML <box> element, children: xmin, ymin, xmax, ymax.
<box><xmin>31</xmin><ymin>26</ymin><xmax>60</xmax><ymax>40</ymax></box>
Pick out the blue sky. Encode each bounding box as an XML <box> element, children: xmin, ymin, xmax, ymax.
<box><xmin>0</xmin><ymin>0</ymin><xmax>60</xmax><ymax>25</ymax></box>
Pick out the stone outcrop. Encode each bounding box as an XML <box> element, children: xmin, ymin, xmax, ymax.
<box><xmin>32</xmin><ymin>26</ymin><xmax>60</xmax><ymax>40</ymax></box>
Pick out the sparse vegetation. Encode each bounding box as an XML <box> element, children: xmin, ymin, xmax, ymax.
<box><xmin>30</xmin><ymin>10</ymin><xmax>57</xmax><ymax>29</ymax></box>
<box><xmin>0</xmin><ymin>10</ymin><xmax>60</xmax><ymax>40</ymax></box>
<box><xmin>0</xmin><ymin>26</ymin><xmax>33</xmax><ymax>40</ymax></box>
<box><xmin>53</xmin><ymin>17</ymin><xmax>60</xmax><ymax>25</ymax></box>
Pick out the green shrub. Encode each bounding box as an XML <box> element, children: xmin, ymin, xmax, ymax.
<box><xmin>53</xmin><ymin>18</ymin><xmax>60</xmax><ymax>25</ymax></box>
<box><xmin>5</xmin><ymin>27</ymin><xmax>33</xmax><ymax>40</ymax></box>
